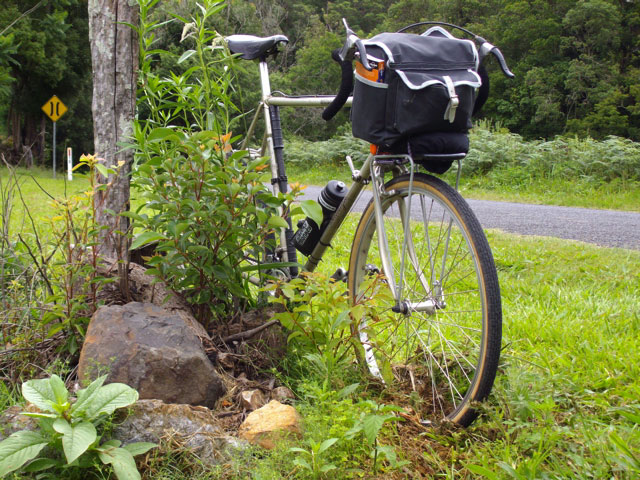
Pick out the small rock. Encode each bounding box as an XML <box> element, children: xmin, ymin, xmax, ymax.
<box><xmin>0</xmin><ymin>406</ymin><xmax>38</xmax><ymax>441</ymax></box>
<box><xmin>271</xmin><ymin>386</ymin><xmax>295</xmax><ymax>403</ymax></box>
<box><xmin>217</xmin><ymin>352</ymin><xmax>235</xmax><ymax>370</ymax></box>
<box><xmin>240</xmin><ymin>389</ymin><xmax>266</xmax><ymax>411</ymax></box>
<box><xmin>113</xmin><ymin>399</ymin><xmax>247</xmax><ymax>466</ymax></box>
<box><xmin>238</xmin><ymin>400</ymin><xmax>302</xmax><ymax>449</ymax></box>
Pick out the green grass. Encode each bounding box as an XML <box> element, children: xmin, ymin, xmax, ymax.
<box><xmin>1</xmin><ymin>167</ymin><xmax>90</xmax><ymax>235</ymax></box>
<box><xmin>106</xmin><ymin>226</ymin><xmax>640</xmax><ymax>479</ymax></box>
<box><xmin>278</xmin><ymin>226</ymin><xmax>640</xmax><ymax>479</ymax></box>
<box><xmin>2</xmin><ymin>168</ymin><xmax>640</xmax><ymax>478</ymax></box>
<box><xmin>455</xmin><ymin>172</ymin><xmax>640</xmax><ymax>211</ymax></box>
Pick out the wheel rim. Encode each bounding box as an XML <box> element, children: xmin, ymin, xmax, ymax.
<box><xmin>349</xmin><ymin>178</ymin><xmax>489</xmax><ymax>424</ymax></box>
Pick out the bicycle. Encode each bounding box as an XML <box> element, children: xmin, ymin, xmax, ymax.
<box><xmin>226</xmin><ymin>20</ymin><xmax>513</xmax><ymax>427</ymax></box>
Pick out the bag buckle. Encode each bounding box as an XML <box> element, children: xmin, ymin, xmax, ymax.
<box><xmin>443</xmin><ymin>75</ymin><xmax>459</xmax><ymax>123</ymax></box>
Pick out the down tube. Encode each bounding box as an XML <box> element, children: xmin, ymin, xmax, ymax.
<box><xmin>303</xmin><ymin>154</ymin><xmax>373</xmax><ymax>272</ymax></box>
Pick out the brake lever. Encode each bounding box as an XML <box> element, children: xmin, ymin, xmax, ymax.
<box><xmin>338</xmin><ymin>18</ymin><xmax>373</xmax><ymax>71</ymax></box>
<box><xmin>479</xmin><ymin>41</ymin><xmax>515</xmax><ymax>78</ymax></box>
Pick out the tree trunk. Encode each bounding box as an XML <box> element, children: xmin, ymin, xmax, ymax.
<box><xmin>88</xmin><ymin>0</ymin><xmax>138</xmax><ymax>294</ymax></box>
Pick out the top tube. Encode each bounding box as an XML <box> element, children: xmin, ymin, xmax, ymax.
<box><xmin>266</xmin><ymin>95</ymin><xmax>353</xmax><ymax>108</ymax></box>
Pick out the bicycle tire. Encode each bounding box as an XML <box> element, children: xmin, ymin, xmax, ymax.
<box><xmin>348</xmin><ymin>172</ymin><xmax>501</xmax><ymax>426</ymax></box>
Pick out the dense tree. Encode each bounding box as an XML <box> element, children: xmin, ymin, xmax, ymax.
<box><xmin>2</xmin><ymin>0</ymin><xmax>639</xmax><ymax>157</ymax></box>
<box><xmin>0</xmin><ymin>0</ymin><xmax>93</xmax><ymax>166</ymax></box>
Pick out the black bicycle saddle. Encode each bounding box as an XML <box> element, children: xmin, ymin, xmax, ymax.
<box><xmin>226</xmin><ymin>34</ymin><xmax>289</xmax><ymax>60</ymax></box>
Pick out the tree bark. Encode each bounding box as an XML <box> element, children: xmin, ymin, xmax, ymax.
<box><xmin>88</xmin><ymin>0</ymin><xmax>138</xmax><ymax>292</ymax></box>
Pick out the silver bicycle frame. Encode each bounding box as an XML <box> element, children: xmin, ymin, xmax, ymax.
<box><xmin>247</xmin><ymin>58</ymin><xmax>425</xmax><ymax>314</ymax></box>
<box><xmin>244</xmin><ymin>59</ymin><xmax>356</xmax><ymax>271</ymax></box>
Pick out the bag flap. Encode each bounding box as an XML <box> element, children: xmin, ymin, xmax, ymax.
<box><xmin>365</xmin><ymin>32</ymin><xmax>481</xmax><ymax>90</ymax></box>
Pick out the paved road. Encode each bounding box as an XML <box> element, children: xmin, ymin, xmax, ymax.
<box><xmin>301</xmin><ymin>186</ymin><xmax>640</xmax><ymax>250</ymax></box>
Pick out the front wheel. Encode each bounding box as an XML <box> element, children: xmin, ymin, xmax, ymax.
<box><xmin>348</xmin><ymin>173</ymin><xmax>502</xmax><ymax>426</ymax></box>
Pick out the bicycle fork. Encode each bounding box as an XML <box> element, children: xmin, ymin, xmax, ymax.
<box><xmin>368</xmin><ymin>155</ymin><xmax>439</xmax><ymax>315</ymax></box>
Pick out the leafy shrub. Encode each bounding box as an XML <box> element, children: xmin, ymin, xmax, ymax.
<box><xmin>132</xmin><ymin>0</ymin><xmax>296</xmax><ymax>323</ymax></box>
<box><xmin>0</xmin><ymin>158</ymin><xmax>114</xmax><ymax>365</ymax></box>
<box><xmin>0</xmin><ymin>375</ymin><xmax>154</xmax><ymax>479</ymax></box>
<box><xmin>266</xmin><ymin>271</ymin><xmax>392</xmax><ymax>383</ymax></box>
<box><xmin>283</xmin><ymin>122</ymin><xmax>640</xmax><ymax>186</ymax></box>
<box><xmin>464</xmin><ymin>127</ymin><xmax>640</xmax><ymax>183</ymax></box>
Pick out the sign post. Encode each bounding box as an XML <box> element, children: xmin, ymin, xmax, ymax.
<box><xmin>67</xmin><ymin>147</ymin><xmax>73</xmax><ymax>181</ymax></box>
<box><xmin>41</xmin><ymin>95</ymin><xmax>68</xmax><ymax>178</ymax></box>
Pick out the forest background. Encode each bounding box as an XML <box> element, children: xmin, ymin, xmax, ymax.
<box><xmin>0</xmin><ymin>0</ymin><xmax>639</xmax><ymax>168</ymax></box>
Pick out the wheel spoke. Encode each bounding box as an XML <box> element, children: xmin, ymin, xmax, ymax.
<box><xmin>349</xmin><ymin>173</ymin><xmax>501</xmax><ymax>426</ymax></box>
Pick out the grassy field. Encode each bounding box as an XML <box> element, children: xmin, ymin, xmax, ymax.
<box><xmin>1</xmin><ymin>168</ymin><xmax>639</xmax><ymax>478</ymax></box>
<box><xmin>124</xmin><ymin>220</ymin><xmax>640</xmax><ymax>479</ymax></box>
<box><xmin>0</xmin><ymin>167</ymin><xmax>90</xmax><ymax>235</ymax></box>
<box><xmin>297</xmin><ymin>216</ymin><xmax>640</xmax><ymax>478</ymax></box>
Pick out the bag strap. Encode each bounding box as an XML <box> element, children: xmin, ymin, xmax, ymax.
<box><xmin>442</xmin><ymin>75</ymin><xmax>459</xmax><ymax>123</ymax></box>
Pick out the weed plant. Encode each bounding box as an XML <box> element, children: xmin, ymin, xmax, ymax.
<box><xmin>131</xmin><ymin>0</ymin><xmax>305</xmax><ymax>324</ymax></box>
<box><xmin>0</xmin><ymin>157</ymin><xmax>117</xmax><ymax>381</ymax></box>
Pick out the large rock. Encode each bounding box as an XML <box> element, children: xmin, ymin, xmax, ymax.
<box><xmin>238</xmin><ymin>400</ymin><xmax>302</xmax><ymax>449</ymax></box>
<box><xmin>78</xmin><ymin>302</ymin><xmax>225</xmax><ymax>408</ymax></box>
<box><xmin>97</xmin><ymin>261</ymin><xmax>211</xmax><ymax>342</ymax></box>
<box><xmin>113</xmin><ymin>399</ymin><xmax>246</xmax><ymax>466</ymax></box>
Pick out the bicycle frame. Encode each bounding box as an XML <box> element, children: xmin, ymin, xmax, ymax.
<box><xmin>244</xmin><ymin>57</ymin><xmax>427</xmax><ymax>310</ymax></box>
<box><xmin>241</xmin><ymin>59</ymin><xmax>365</xmax><ymax>271</ymax></box>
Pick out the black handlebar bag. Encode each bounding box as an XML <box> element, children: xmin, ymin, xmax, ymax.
<box><xmin>351</xmin><ymin>27</ymin><xmax>482</xmax><ymax>149</ymax></box>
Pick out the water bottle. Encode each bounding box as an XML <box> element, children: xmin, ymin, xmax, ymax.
<box><xmin>293</xmin><ymin>180</ymin><xmax>348</xmax><ymax>256</ymax></box>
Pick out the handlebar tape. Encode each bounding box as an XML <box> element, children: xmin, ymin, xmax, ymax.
<box><xmin>473</xmin><ymin>64</ymin><xmax>490</xmax><ymax>116</ymax></box>
<box><xmin>322</xmin><ymin>49</ymin><xmax>354</xmax><ymax>121</ymax></box>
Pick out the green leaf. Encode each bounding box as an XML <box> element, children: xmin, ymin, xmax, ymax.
<box><xmin>20</xmin><ymin>412</ymin><xmax>58</xmax><ymax>420</ymax></box>
<box><xmin>22</xmin><ymin>458</ymin><xmax>61</xmax><ymax>472</ymax></box>
<box><xmin>316</xmin><ymin>437</ymin><xmax>338</xmax><ymax>455</ymax></box>
<box><xmin>362</xmin><ymin>414</ymin><xmax>386</xmax><ymax>445</ymax></box>
<box><xmin>300</xmin><ymin>200</ymin><xmax>322</xmax><ymax>227</ymax></box>
<box><xmin>467</xmin><ymin>464</ymin><xmax>501</xmax><ymax>479</ymax></box>
<box><xmin>83</xmin><ymin>383</ymin><xmax>138</xmax><ymax>419</ymax></box>
<box><xmin>22</xmin><ymin>378</ymin><xmax>58</xmax><ymax>413</ymax></box>
<box><xmin>267</xmin><ymin>215</ymin><xmax>289</xmax><ymax>229</ymax></box>
<box><xmin>102</xmin><ymin>439</ymin><xmax>122</xmax><ymax>449</ymax></box>
<box><xmin>320</xmin><ymin>463</ymin><xmax>337</xmax><ymax>473</ymax></box>
<box><xmin>119</xmin><ymin>211</ymin><xmax>145</xmax><ymax>222</ymax></box>
<box><xmin>337</xmin><ymin>383</ymin><xmax>360</xmax><ymax>400</ymax></box>
<box><xmin>122</xmin><ymin>442</ymin><xmax>156</xmax><ymax>457</ymax></box>
<box><xmin>288</xmin><ymin>447</ymin><xmax>308</xmax><ymax>454</ymax></box>
<box><xmin>53</xmin><ymin>419</ymin><xmax>97</xmax><ymax>464</ymax></box>
<box><xmin>49</xmin><ymin>375</ymin><xmax>68</xmax><ymax>408</ymax></box>
<box><xmin>292</xmin><ymin>457</ymin><xmax>312</xmax><ymax>470</ymax></box>
<box><xmin>147</xmin><ymin>127</ymin><xmax>176</xmax><ymax>142</ymax></box>
<box><xmin>0</xmin><ymin>431</ymin><xmax>49</xmax><ymax>476</ymax></box>
<box><xmin>177</xmin><ymin>49</ymin><xmax>196</xmax><ymax>64</ymax></box>
<box><xmin>95</xmin><ymin>163</ymin><xmax>110</xmax><ymax>177</ymax></box>
<box><xmin>330</xmin><ymin>310</ymin><xmax>351</xmax><ymax>334</ymax></box>
<box><xmin>71</xmin><ymin>375</ymin><xmax>107</xmax><ymax>416</ymax></box>
<box><xmin>130</xmin><ymin>231</ymin><xmax>165</xmax><ymax>251</ymax></box>
<box><xmin>98</xmin><ymin>447</ymin><xmax>140</xmax><ymax>480</ymax></box>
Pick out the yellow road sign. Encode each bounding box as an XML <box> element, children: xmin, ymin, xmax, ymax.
<box><xmin>42</xmin><ymin>95</ymin><xmax>68</xmax><ymax>122</ymax></box>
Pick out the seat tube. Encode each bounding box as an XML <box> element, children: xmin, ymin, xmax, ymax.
<box><xmin>259</xmin><ymin>60</ymin><xmax>279</xmax><ymax>195</ymax></box>
<box><xmin>259</xmin><ymin>60</ymin><xmax>298</xmax><ymax>275</ymax></box>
